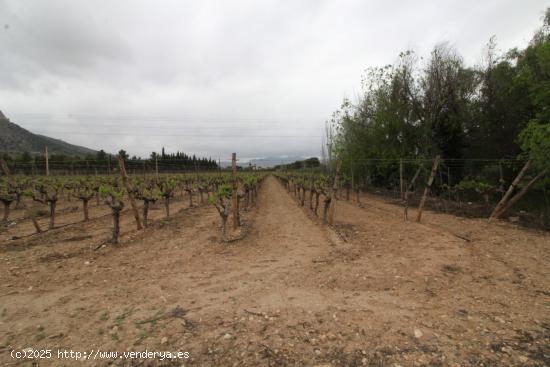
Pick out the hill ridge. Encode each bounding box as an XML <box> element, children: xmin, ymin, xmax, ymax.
<box><xmin>0</xmin><ymin>110</ymin><xmax>97</xmax><ymax>156</ymax></box>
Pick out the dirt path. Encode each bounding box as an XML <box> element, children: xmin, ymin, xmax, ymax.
<box><xmin>1</xmin><ymin>176</ymin><xmax>549</xmax><ymax>367</ymax></box>
<box><xmin>0</xmin><ymin>176</ymin><xmax>341</xmax><ymax>366</ymax></box>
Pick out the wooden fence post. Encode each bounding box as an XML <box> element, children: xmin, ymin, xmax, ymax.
<box><xmin>118</xmin><ymin>155</ymin><xmax>143</xmax><ymax>230</ymax></box>
<box><xmin>403</xmin><ymin>164</ymin><xmax>422</xmax><ymax>220</ymax></box>
<box><xmin>232</xmin><ymin>153</ymin><xmax>240</xmax><ymax>230</ymax></box>
<box><xmin>491</xmin><ymin>165</ymin><xmax>547</xmax><ymax>220</ymax></box>
<box><xmin>415</xmin><ymin>155</ymin><xmax>440</xmax><ymax>223</ymax></box>
<box><xmin>45</xmin><ymin>146</ymin><xmax>49</xmax><ymax>176</ymax></box>
<box><xmin>489</xmin><ymin>159</ymin><xmax>531</xmax><ymax>221</ymax></box>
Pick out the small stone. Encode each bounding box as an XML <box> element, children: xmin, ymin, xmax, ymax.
<box><xmin>84</xmin><ymin>261</ymin><xmax>90</xmax><ymax>265</ymax></box>
<box><xmin>414</xmin><ymin>329</ymin><xmax>423</xmax><ymax>338</ymax></box>
<box><xmin>518</xmin><ymin>356</ymin><xmax>528</xmax><ymax>363</ymax></box>
<box><xmin>223</xmin><ymin>333</ymin><xmax>232</xmax><ymax>340</ymax></box>
<box><xmin>314</xmin><ymin>348</ymin><xmax>321</xmax><ymax>356</ymax></box>
<box><xmin>161</xmin><ymin>336</ymin><xmax>168</xmax><ymax>344</ymax></box>
<box><xmin>495</xmin><ymin>316</ymin><xmax>505</xmax><ymax>324</ymax></box>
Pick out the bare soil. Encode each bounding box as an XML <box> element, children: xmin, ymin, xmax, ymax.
<box><xmin>1</xmin><ymin>176</ymin><xmax>549</xmax><ymax>366</ymax></box>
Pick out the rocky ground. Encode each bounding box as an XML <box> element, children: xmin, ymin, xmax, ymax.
<box><xmin>1</xmin><ymin>176</ymin><xmax>549</xmax><ymax>366</ymax></box>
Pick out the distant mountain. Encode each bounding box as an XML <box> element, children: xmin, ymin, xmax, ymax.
<box><xmin>249</xmin><ymin>156</ymin><xmax>308</xmax><ymax>168</ymax></box>
<box><xmin>0</xmin><ymin>110</ymin><xmax>97</xmax><ymax>156</ymax></box>
<box><xmin>216</xmin><ymin>157</ymin><xmax>305</xmax><ymax>169</ymax></box>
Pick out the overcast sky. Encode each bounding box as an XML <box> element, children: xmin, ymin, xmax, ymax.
<box><xmin>0</xmin><ymin>0</ymin><xmax>547</xmax><ymax>161</ymax></box>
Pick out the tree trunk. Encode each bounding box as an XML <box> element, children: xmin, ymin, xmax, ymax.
<box><xmin>404</xmin><ymin>165</ymin><xmax>423</xmax><ymax>220</ymax></box>
<box><xmin>231</xmin><ymin>152</ymin><xmax>239</xmax><ymax>230</ymax></box>
<box><xmin>143</xmin><ymin>201</ymin><xmax>149</xmax><ymax>227</ymax></box>
<box><xmin>323</xmin><ymin>197</ymin><xmax>331</xmax><ymax>223</ymax></box>
<box><xmin>49</xmin><ymin>200</ymin><xmax>56</xmax><ymax>229</ymax></box>
<box><xmin>221</xmin><ymin>215</ymin><xmax>228</xmax><ymax>241</ymax></box>
<box><xmin>492</xmin><ymin>168</ymin><xmax>548</xmax><ymax>220</ymax></box>
<box><xmin>111</xmin><ymin>207</ymin><xmax>121</xmax><ymax>244</ymax></box>
<box><xmin>188</xmin><ymin>191</ymin><xmax>193</xmax><ymax>207</ymax></box>
<box><xmin>328</xmin><ymin>160</ymin><xmax>342</xmax><ymax>225</ymax></box>
<box><xmin>489</xmin><ymin>159</ymin><xmax>532</xmax><ymax>221</ymax></box>
<box><xmin>314</xmin><ymin>192</ymin><xmax>320</xmax><ymax>216</ymax></box>
<box><xmin>164</xmin><ymin>197</ymin><xmax>170</xmax><ymax>218</ymax></box>
<box><xmin>7</xmin><ymin>150</ymin><xmax>42</xmax><ymax>231</ymax></box>
<box><xmin>235</xmin><ymin>195</ymin><xmax>241</xmax><ymax>227</ymax></box>
<box><xmin>2</xmin><ymin>201</ymin><xmax>10</xmax><ymax>222</ymax></box>
<box><xmin>31</xmin><ymin>216</ymin><xmax>42</xmax><ymax>233</ymax></box>
<box><xmin>82</xmin><ymin>199</ymin><xmax>89</xmax><ymax>221</ymax></box>
<box><xmin>416</xmin><ymin>156</ymin><xmax>440</xmax><ymax>223</ymax></box>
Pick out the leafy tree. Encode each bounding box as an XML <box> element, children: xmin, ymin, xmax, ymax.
<box><xmin>519</xmin><ymin>120</ymin><xmax>550</xmax><ymax>171</ymax></box>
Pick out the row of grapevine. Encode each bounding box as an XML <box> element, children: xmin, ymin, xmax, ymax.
<box><xmin>275</xmin><ymin>171</ymin><xmax>339</xmax><ymax>224</ymax></box>
<box><xmin>1</xmin><ymin>161</ymin><xmax>265</xmax><ymax>244</ymax></box>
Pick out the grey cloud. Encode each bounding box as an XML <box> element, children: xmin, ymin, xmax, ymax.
<box><xmin>1</xmin><ymin>1</ymin><xmax>131</xmax><ymax>81</ymax></box>
<box><xmin>0</xmin><ymin>0</ymin><xmax>547</xmax><ymax>159</ymax></box>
